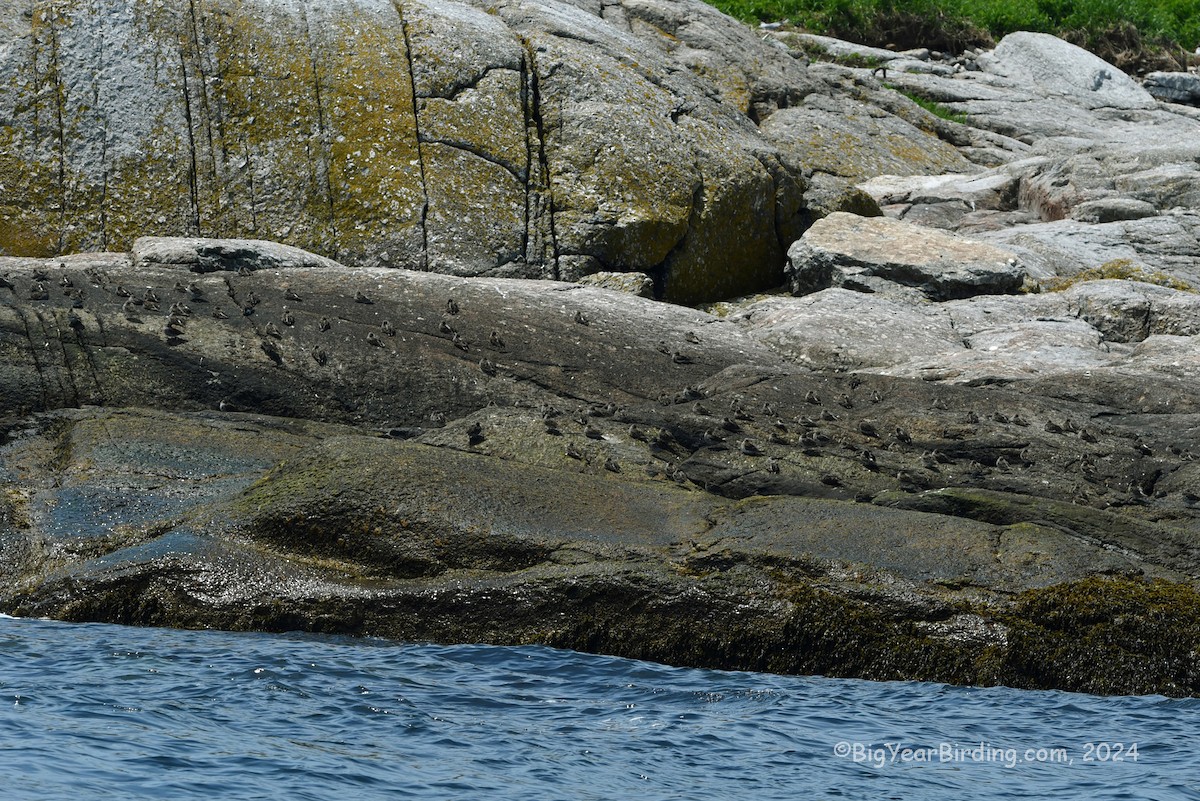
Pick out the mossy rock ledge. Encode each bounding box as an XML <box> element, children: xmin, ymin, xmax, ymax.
<box><xmin>3</xmin><ymin>246</ymin><xmax>1200</xmax><ymax>696</ymax></box>
<box><xmin>0</xmin><ymin>0</ymin><xmax>840</xmax><ymax>304</ymax></box>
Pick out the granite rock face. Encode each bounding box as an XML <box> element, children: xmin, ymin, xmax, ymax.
<box><xmin>0</xmin><ymin>0</ymin><xmax>819</xmax><ymax>303</ymax></box>
<box><xmin>5</xmin><ymin>10</ymin><xmax>1200</xmax><ymax>695</ymax></box>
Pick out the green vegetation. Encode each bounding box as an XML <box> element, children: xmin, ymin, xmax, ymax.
<box><xmin>888</xmin><ymin>85</ymin><xmax>970</xmax><ymax>123</ymax></box>
<box><xmin>1044</xmin><ymin>258</ymin><xmax>1195</xmax><ymax>292</ymax></box>
<box><xmin>706</xmin><ymin>0</ymin><xmax>1200</xmax><ymax>70</ymax></box>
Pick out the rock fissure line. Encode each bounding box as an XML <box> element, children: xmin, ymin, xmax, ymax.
<box><xmin>392</xmin><ymin>0</ymin><xmax>431</xmax><ymax>270</ymax></box>
<box><xmin>518</xmin><ymin>50</ymin><xmax>534</xmax><ymax>270</ymax></box>
<box><xmin>69</xmin><ymin>311</ymin><xmax>106</xmax><ymax>400</ymax></box>
<box><xmin>184</xmin><ymin>0</ymin><xmax>226</xmax><ymax>232</ymax></box>
<box><xmin>42</xmin><ymin>11</ymin><xmax>68</xmax><ymax>253</ymax></box>
<box><xmin>419</xmin><ymin>134</ymin><xmax>525</xmax><ymax>183</ymax></box>
<box><xmin>297</xmin><ymin>0</ymin><xmax>340</xmax><ymax>260</ymax></box>
<box><xmin>177</xmin><ymin>47</ymin><xmax>203</xmax><ymax>233</ymax></box>
<box><xmin>42</xmin><ymin>310</ymin><xmax>84</xmax><ymax>407</ymax></box>
<box><xmin>15</xmin><ymin>306</ymin><xmax>51</xmax><ymax>410</ymax></box>
<box><xmin>519</xmin><ymin>37</ymin><xmax>560</xmax><ymax>280</ymax></box>
<box><xmin>418</xmin><ymin>65</ymin><xmax>508</xmax><ymax>103</ymax></box>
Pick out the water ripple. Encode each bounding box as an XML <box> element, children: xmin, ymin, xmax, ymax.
<box><xmin>1</xmin><ymin>616</ymin><xmax>1198</xmax><ymax>799</ymax></box>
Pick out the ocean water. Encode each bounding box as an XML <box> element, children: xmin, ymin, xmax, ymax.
<box><xmin>2</xmin><ymin>615</ymin><xmax>1198</xmax><ymax>800</ymax></box>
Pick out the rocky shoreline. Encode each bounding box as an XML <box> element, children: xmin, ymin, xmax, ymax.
<box><xmin>2</xmin><ymin>0</ymin><xmax>1200</xmax><ymax>695</ymax></box>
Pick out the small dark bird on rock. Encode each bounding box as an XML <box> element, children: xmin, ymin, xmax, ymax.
<box><xmin>894</xmin><ymin>426</ymin><xmax>912</xmax><ymax>444</ymax></box>
<box><xmin>452</xmin><ymin>332</ymin><xmax>469</xmax><ymax>352</ymax></box>
<box><xmin>489</xmin><ymin>330</ymin><xmax>505</xmax><ymax>349</ymax></box>
<box><xmin>628</xmin><ymin>424</ymin><xmax>648</xmax><ymax>442</ymax></box>
<box><xmin>545</xmin><ymin>420</ymin><xmax>562</xmax><ymax>436</ymax></box>
<box><xmin>318</xmin><ymin>317</ymin><xmax>331</xmax><ymax>332</ymax></box>
<box><xmin>574</xmin><ymin>310</ymin><xmax>589</xmax><ymax>326</ymax></box>
<box><xmin>446</xmin><ymin>298</ymin><xmax>459</xmax><ymax>315</ymax></box>
<box><xmin>837</xmin><ymin>394</ymin><xmax>853</xmax><ymax>409</ymax></box>
<box><xmin>281</xmin><ymin>309</ymin><xmax>295</xmax><ymax>327</ymax></box>
<box><xmin>265</xmin><ymin>322</ymin><xmax>283</xmax><ymax>339</ymax></box>
<box><xmin>565</xmin><ymin>442</ymin><xmax>584</xmax><ymax>460</ymax></box>
<box><xmin>246</xmin><ymin>291</ymin><xmax>261</xmax><ymax>307</ymax></box>
<box><xmin>60</xmin><ymin>275</ymin><xmax>73</xmax><ymax>288</ymax></box>
<box><xmin>766</xmin><ymin>458</ymin><xmax>781</xmax><ymax>474</ymax></box>
<box><xmin>671</xmin><ymin>351</ymin><xmax>693</xmax><ymax>364</ymax></box>
<box><xmin>859</xmin><ymin>449</ymin><xmax>877</xmax><ymax>470</ymax></box>
<box><xmin>1044</xmin><ymin>420</ymin><xmax>1063</xmax><ymax>434</ymax></box>
<box><xmin>284</xmin><ymin>288</ymin><xmax>303</xmax><ymax>302</ymax></box>
<box><xmin>367</xmin><ymin>331</ymin><xmax>385</xmax><ymax>347</ymax></box>
<box><xmin>604</xmin><ymin>457</ymin><xmax>620</xmax><ymax>473</ymax></box>
<box><xmin>0</xmin><ymin>275</ymin><xmax>15</xmax><ymax>291</ymax></box>
<box><xmin>584</xmin><ymin>425</ymin><xmax>604</xmax><ymax>440</ymax></box>
<box><xmin>684</xmin><ymin>331</ymin><xmax>701</xmax><ymax>344</ymax></box>
<box><xmin>440</xmin><ymin>320</ymin><xmax>456</xmax><ymax>335</ymax></box>
<box><xmin>720</xmin><ymin>417</ymin><xmax>741</xmax><ymax>433</ymax></box>
<box><xmin>311</xmin><ymin>346</ymin><xmax>328</xmax><ymax>365</ymax></box>
<box><xmin>739</xmin><ymin>439</ymin><xmax>763</xmax><ymax>456</ymax></box>
<box><xmin>821</xmin><ymin>410</ymin><xmax>839</xmax><ymax>422</ymax></box>
<box><xmin>381</xmin><ymin>320</ymin><xmax>396</xmax><ymax>337</ymax></box>
<box><xmin>212</xmin><ymin>306</ymin><xmax>229</xmax><ymax>320</ymax></box>
<box><xmin>693</xmin><ymin>403</ymin><xmax>712</xmax><ymax>416</ymax></box>
<box><xmin>355</xmin><ymin>291</ymin><xmax>373</xmax><ymax>304</ymax></box>
<box><xmin>143</xmin><ymin>288</ymin><xmax>159</xmax><ymax>303</ymax></box>
<box><xmin>820</xmin><ymin>474</ymin><xmax>841</xmax><ymax>487</ymax></box>
<box><xmin>430</xmin><ymin>411</ymin><xmax>447</xmax><ymax>427</ymax></box>
<box><xmin>466</xmin><ymin>422</ymin><xmax>484</xmax><ymax>446</ymax></box>
<box><xmin>859</xmin><ymin>421</ymin><xmax>878</xmax><ymax>438</ymax></box>
<box><xmin>479</xmin><ymin>357</ymin><xmax>497</xmax><ymax>375</ymax></box>
<box><xmin>115</xmin><ymin>284</ymin><xmax>131</xmax><ymax>297</ymax></box>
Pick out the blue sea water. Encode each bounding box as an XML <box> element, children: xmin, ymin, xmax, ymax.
<box><xmin>1</xmin><ymin>615</ymin><xmax>1198</xmax><ymax>800</ymax></box>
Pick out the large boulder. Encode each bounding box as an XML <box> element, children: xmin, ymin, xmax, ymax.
<box><xmin>975</xmin><ymin>32</ymin><xmax>1156</xmax><ymax>111</ymax></box>
<box><xmin>785</xmin><ymin>212</ymin><xmax>1025</xmax><ymax>299</ymax></box>
<box><xmin>0</xmin><ymin>0</ymin><xmax>818</xmax><ymax>303</ymax></box>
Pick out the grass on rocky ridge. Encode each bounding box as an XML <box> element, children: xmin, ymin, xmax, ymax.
<box><xmin>705</xmin><ymin>0</ymin><xmax>1200</xmax><ymax>71</ymax></box>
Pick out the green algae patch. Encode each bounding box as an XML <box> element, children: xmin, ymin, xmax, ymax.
<box><xmin>999</xmin><ymin>576</ymin><xmax>1200</xmax><ymax>696</ymax></box>
<box><xmin>226</xmin><ymin>435</ymin><xmax>714</xmax><ymax>576</ymax></box>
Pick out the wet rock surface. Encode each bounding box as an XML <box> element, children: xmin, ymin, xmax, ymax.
<box><xmin>3</xmin><ymin>6</ymin><xmax>1200</xmax><ymax>695</ymax></box>
<box><xmin>2</xmin><ymin>238</ymin><xmax>1200</xmax><ymax>695</ymax></box>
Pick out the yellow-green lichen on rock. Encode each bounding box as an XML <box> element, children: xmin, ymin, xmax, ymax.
<box><xmin>0</xmin><ymin>0</ymin><xmax>824</xmax><ymax>301</ymax></box>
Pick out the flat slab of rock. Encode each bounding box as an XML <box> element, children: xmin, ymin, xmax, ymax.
<box><xmin>1144</xmin><ymin>72</ymin><xmax>1200</xmax><ymax>106</ymax></box>
<box><xmin>741</xmin><ymin>289</ymin><xmax>963</xmax><ymax>370</ymax></box>
<box><xmin>786</xmin><ymin>212</ymin><xmax>1025</xmax><ymax>299</ymax></box>
<box><xmin>132</xmin><ymin>237</ymin><xmax>345</xmax><ymax>273</ymax></box>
